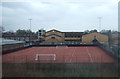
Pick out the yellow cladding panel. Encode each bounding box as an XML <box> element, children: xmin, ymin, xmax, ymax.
<box><xmin>46</xmin><ymin>31</ymin><xmax>64</xmax><ymax>37</ymax></box>
<box><xmin>82</xmin><ymin>32</ymin><xmax>108</xmax><ymax>44</ymax></box>
<box><xmin>45</xmin><ymin>35</ymin><xmax>65</xmax><ymax>43</ymax></box>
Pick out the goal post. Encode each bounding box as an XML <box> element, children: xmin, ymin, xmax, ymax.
<box><xmin>35</xmin><ymin>54</ymin><xmax>56</xmax><ymax>61</ymax></box>
<box><xmin>56</xmin><ymin>45</ymin><xmax>68</xmax><ymax>48</ymax></box>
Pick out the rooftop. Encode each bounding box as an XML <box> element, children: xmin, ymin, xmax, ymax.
<box><xmin>1</xmin><ymin>38</ymin><xmax>25</xmax><ymax>45</ymax></box>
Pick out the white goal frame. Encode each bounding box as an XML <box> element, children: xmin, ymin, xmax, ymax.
<box><xmin>35</xmin><ymin>54</ymin><xmax>56</xmax><ymax>61</ymax></box>
<box><xmin>56</xmin><ymin>45</ymin><xmax>68</xmax><ymax>48</ymax></box>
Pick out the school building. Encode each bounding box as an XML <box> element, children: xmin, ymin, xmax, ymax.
<box><xmin>38</xmin><ymin>29</ymin><xmax>108</xmax><ymax>45</ymax></box>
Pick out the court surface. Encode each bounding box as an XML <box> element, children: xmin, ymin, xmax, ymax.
<box><xmin>2</xmin><ymin>46</ymin><xmax>115</xmax><ymax>63</ymax></box>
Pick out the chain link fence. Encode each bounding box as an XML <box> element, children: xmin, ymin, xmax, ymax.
<box><xmin>2</xmin><ymin>55</ymin><xmax>114</xmax><ymax>64</ymax></box>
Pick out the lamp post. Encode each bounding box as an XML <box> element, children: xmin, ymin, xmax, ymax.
<box><xmin>98</xmin><ymin>17</ymin><xmax>102</xmax><ymax>32</ymax></box>
<box><xmin>28</xmin><ymin>19</ymin><xmax>32</xmax><ymax>45</ymax></box>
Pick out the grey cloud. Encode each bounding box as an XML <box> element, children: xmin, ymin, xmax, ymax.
<box><xmin>2</xmin><ymin>2</ymin><xmax>118</xmax><ymax>32</ymax></box>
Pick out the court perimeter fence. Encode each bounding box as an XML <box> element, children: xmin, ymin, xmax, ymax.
<box><xmin>2</xmin><ymin>55</ymin><xmax>119</xmax><ymax>77</ymax></box>
<box><xmin>2</xmin><ymin>62</ymin><xmax>118</xmax><ymax>77</ymax></box>
<box><xmin>97</xmin><ymin>43</ymin><xmax>120</xmax><ymax>76</ymax></box>
<box><xmin>2</xmin><ymin>43</ymin><xmax>120</xmax><ymax>77</ymax></box>
<box><xmin>2</xmin><ymin>55</ymin><xmax>116</xmax><ymax>63</ymax></box>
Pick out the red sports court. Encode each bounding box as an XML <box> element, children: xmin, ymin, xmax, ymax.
<box><xmin>2</xmin><ymin>46</ymin><xmax>116</xmax><ymax>63</ymax></box>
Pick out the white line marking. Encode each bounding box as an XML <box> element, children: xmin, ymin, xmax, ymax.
<box><xmin>70</xmin><ymin>47</ymin><xmax>76</xmax><ymax>62</ymax></box>
<box><xmin>86</xmin><ymin>47</ymin><xmax>93</xmax><ymax>63</ymax></box>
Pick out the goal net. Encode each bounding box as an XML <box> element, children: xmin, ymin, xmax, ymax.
<box><xmin>35</xmin><ymin>54</ymin><xmax>56</xmax><ymax>61</ymax></box>
<box><xmin>56</xmin><ymin>45</ymin><xmax>68</xmax><ymax>49</ymax></box>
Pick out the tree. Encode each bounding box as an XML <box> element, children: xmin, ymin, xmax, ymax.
<box><xmin>84</xmin><ymin>30</ymin><xmax>89</xmax><ymax>34</ymax></box>
<box><xmin>89</xmin><ymin>29</ymin><xmax>97</xmax><ymax>33</ymax></box>
<box><xmin>100</xmin><ymin>29</ymin><xmax>111</xmax><ymax>35</ymax></box>
<box><xmin>16</xmin><ymin>29</ymin><xmax>36</xmax><ymax>36</ymax></box>
<box><xmin>3</xmin><ymin>31</ymin><xmax>15</xmax><ymax>35</ymax></box>
<box><xmin>16</xmin><ymin>29</ymin><xmax>27</xmax><ymax>35</ymax></box>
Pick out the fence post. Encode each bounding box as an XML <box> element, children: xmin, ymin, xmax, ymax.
<box><xmin>26</xmin><ymin>55</ymin><xmax>28</xmax><ymax>71</ymax></box>
<box><xmin>13</xmin><ymin>56</ymin><xmax>15</xmax><ymax>63</ymax></box>
<box><xmin>100</xmin><ymin>55</ymin><xmax>102</xmax><ymax>76</ymax></box>
<box><xmin>76</xmin><ymin>56</ymin><xmax>77</xmax><ymax>72</ymax></box>
<box><xmin>100</xmin><ymin>55</ymin><xmax>102</xmax><ymax>63</ymax></box>
<box><xmin>101</xmin><ymin>55</ymin><xmax>102</xmax><ymax>63</ymax></box>
<box><xmin>38</xmin><ymin>56</ymin><xmax>40</xmax><ymax>63</ymax></box>
<box><xmin>76</xmin><ymin>56</ymin><xmax>77</xmax><ymax>63</ymax></box>
<box><xmin>63</xmin><ymin>56</ymin><xmax>65</xmax><ymax>63</ymax></box>
<box><xmin>51</xmin><ymin>56</ymin><xmax>52</xmax><ymax>63</ymax></box>
<box><xmin>26</xmin><ymin>56</ymin><xmax>27</xmax><ymax>63</ymax></box>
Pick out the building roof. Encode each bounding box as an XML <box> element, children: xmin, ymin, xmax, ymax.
<box><xmin>1</xmin><ymin>38</ymin><xmax>25</xmax><ymax>45</ymax></box>
<box><xmin>2</xmin><ymin>35</ymin><xmax>37</xmax><ymax>37</ymax></box>
<box><xmin>64</xmin><ymin>32</ymin><xmax>83</xmax><ymax>37</ymax></box>
<box><xmin>46</xmin><ymin>29</ymin><xmax>62</xmax><ymax>33</ymax></box>
<box><xmin>112</xmin><ymin>32</ymin><xmax>120</xmax><ymax>34</ymax></box>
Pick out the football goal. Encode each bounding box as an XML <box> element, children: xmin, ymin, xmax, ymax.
<box><xmin>35</xmin><ymin>54</ymin><xmax>56</xmax><ymax>61</ymax></box>
<box><xmin>56</xmin><ymin>45</ymin><xmax>68</xmax><ymax>49</ymax></box>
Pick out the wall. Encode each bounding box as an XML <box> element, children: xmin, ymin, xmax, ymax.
<box><xmin>43</xmin><ymin>30</ymin><xmax>65</xmax><ymax>44</ymax></box>
<box><xmin>2</xmin><ymin>43</ymin><xmax>25</xmax><ymax>54</ymax></box>
<box><xmin>82</xmin><ymin>32</ymin><xmax>108</xmax><ymax>44</ymax></box>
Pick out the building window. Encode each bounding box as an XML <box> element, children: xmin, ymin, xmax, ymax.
<box><xmin>51</xmin><ymin>42</ymin><xmax>54</xmax><ymax>44</ymax></box>
<box><xmin>39</xmin><ymin>33</ymin><xmax>41</xmax><ymax>35</ymax></box>
<box><xmin>51</xmin><ymin>37</ymin><xmax>55</xmax><ymax>39</ymax></box>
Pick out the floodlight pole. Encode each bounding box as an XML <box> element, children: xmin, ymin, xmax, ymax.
<box><xmin>98</xmin><ymin>17</ymin><xmax>102</xmax><ymax>32</ymax></box>
<box><xmin>28</xmin><ymin>19</ymin><xmax>32</xmax><ymax>45</ymax></box>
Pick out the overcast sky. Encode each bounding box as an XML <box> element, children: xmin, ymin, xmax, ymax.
<box><xmin>2</xmin><ymin>1</ymin><xmax>119</xmax><ymax>32</ymax></box>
